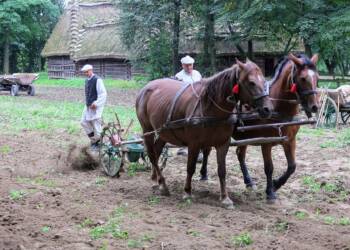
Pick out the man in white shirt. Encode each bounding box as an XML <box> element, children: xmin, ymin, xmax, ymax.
<box><xmin>80</xmin><ymin>64</ymin><xmax>107</xmax><ymax>150</ymax></box>
<box><xmin>175</xmin><ymin>55</ymin><xmax>202</xmax><ymax>84</ymax></box>
<box><xmin>175</xmin><ymin>56</ymin><xmax>203</xmax><ymax>162</ymax></box>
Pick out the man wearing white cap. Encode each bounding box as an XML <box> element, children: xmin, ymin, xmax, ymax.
<box><xmin>80</xmin><ymin>64</ymin><xmax>107</xmax><ymax>150</ymax></box>
<box><xmin>175</xmin><ymin>55</ymin><xmax>202</xmax><ymax>84</ymax></box>
<box><xmin>175</xmin><ymin>55</ymin><xmax>203</xmax><ymax>162</ymax></box>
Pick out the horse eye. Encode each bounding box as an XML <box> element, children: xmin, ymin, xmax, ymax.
<box><xmin>249</xmin><ymin>81</ymin><xmax>256</xmax><ymax>87</ymax></box>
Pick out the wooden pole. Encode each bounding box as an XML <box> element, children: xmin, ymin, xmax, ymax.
<box><xmin>230</xmin><ymin>136</ymin><xmax>288</xmax><ymax>146</ymax></box>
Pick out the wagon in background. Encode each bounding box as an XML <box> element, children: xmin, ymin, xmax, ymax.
<box><xmin>0</xmin><ymin>73</ymin><xmax>38</xmax><ymax>96</ymax></box>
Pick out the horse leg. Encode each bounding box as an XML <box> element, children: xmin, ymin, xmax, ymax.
<box><xmin>183</xmin><ymin>146</ymin><xmax>200</xmax><ymax>200</ymax></box>
<box><xmin>144</xmin><ymin>136</ymin><xmax>169</xmax><ymax>196</ymax></box>
<box><xmin>261</xmin><ymin>144</ymin><xmax>277</xmax><ymax>202</ymax></box>
<box><xmin>236</xmin><ymin>146</ymin><xmax>256</xmax><ymax>190</ymax></box>
<box><xmin>273</xmin><ymin>139</ymin><xmax>296</xmax><ymax>191</ymax></box>
<box><xmin>216</xmin><ymin>140</ymin><xmax>234</xmax><ymax>209</ymax></box>
<box><xmin>183</xmin><ymin>146</ymin><xmax>200</xmax><ymax>199</ymax></box>
<box><xmin>199</xmin><ymin>147</ymin><xmax>211</xmax><ymax>181</ymax></box>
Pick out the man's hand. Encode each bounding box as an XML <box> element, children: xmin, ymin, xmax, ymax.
<box><xmin>90</xmin><ymin>103</ymin><xmax>97</xmax><ymax>110</ymax></box>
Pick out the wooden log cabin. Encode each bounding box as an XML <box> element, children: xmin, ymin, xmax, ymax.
<box><xmin>41</xmin><ymin>1</ymin><xmax>133</xmax><ymax>80</ymax></box>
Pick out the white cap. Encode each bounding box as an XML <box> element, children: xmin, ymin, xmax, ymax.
<box><xmin>181</xmin><ymin>55</ymin><xmax>195</xmax><ymax>64</ymax></box>
<box><xmin>81</xmin><ymin>64</ymin><xmax>93</xmax><ymax>72</ymax></box>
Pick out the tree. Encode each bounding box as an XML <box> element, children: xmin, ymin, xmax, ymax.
<box><xmin>0</xmin><ymin>0</ymin><xmax>61</xmax><ymax>73</ymax></box>
<box><xmin>117</xmin><ymin>0</ymin><xmax>184</xmax><ymax>79</ymax></box>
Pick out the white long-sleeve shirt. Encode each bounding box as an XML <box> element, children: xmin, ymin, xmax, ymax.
<box><xmin>82</xmin><ymin>75</ymin><xmax>107</xmax><ymax>121</ymax></box>
<box><xmin>175</xmin><ymin>69</ymin><xmax>202</xmax><ymax>84</ymax></box>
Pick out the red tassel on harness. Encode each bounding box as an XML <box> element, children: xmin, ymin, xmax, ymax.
<box><xmin>232</xmin><ymin>84</ymin><xmax>239</xmax><ymax>94</ymax></box>
<box><xmin>290</xmin><ymin>83</ymin><xmax>297</xmax><ymax>93</ymax></box>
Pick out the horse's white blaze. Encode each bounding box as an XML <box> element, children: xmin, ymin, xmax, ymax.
<box><xmin>307</xmin><ymin>69</ymin><xmax>315</xmax><ymax>78</ymax></box>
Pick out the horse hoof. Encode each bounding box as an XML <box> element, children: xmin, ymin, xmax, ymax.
<box><xmin>151</xmin><ymin>184</ymin><xmax>159</xmax><ymax>190</ymax></box>
<box><xmin>266</xmin><ymin>198</ymin><xmax>277</xmax><ymax>204</ymax></box>
<box><xmin>159</xmin><ymin>185</ymin><xmax>170</xmax><ymax>196</ymax></box>
<box><xmin>266</xmin><ymin>193</ymin><xmax>277</xmax><ymax>204</ymax></box>
<box><xmin>221</xmin><ymin>197</ymin><xmax>234</xmax><ymax>210</ymax></box>
<box><xmin>182</xmin><ymin>193</ymin><xmax>193</xmax><ymax>200</ymax></box>
<box><xmin>200</xmin><ymin>175</ymin><xmax>208</xmax><ymax>181</ymax></box>
<box><xmin>246</xmin><ymin>184</ymin><xmax>257</xmax><ymax>191</ymax></box>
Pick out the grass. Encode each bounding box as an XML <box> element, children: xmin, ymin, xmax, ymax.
<box><xmin>0</xmin><ymin>96</ymin><xmax>139</xmax><ymax>134</ymax></box>
<box><xmin>35</xmin><ymin>72</ymin><xmax>146</xmax><ymax>89</ymax></box>
<box><xmin>95</xmin><ymin>176</ymin><xmax>108</xmax><ymax>186</ymax></box>
<box><xmin>16</xmin><ymin>176</ymin><xmax>56</xmax><ymax>188</ymax></box>
<box><xmin>127</xmin><ymin>162</ymin><xmax>147</xmax><ymax>177</ymax></box>
<box><xmin>9</xmin><ymin>190</ymin><xmax>26</xmax><ymax>200</ymax></box>
<box><xmin>0</xmin><ymin>145</ymin><xmax>11</xmax><ymax>154</ymax></box>
<box><xmin>147</xmin><ymin>195</ymin><xmax>161</xmax><ymax>206</ymax></box>
<box><xmin>41</xmin><ymin>226</ymin><xmax>51</xmax><ymax>233</ymax></box>
<box><xmin>232</xmin><ymin>232</ymin><xmax>253</xmax><ymax>247</ymax></box>
<box><xmin>89</xmin><ymin>204</ymin><xmax>129</xmax><ymax>240</ymax></box>
<box><xmin>294</xmin><ymin>211</ymin><xmax>308</xmax><ymax>220</ymax></box>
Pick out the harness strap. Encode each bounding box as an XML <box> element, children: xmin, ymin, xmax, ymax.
<box><xmin>165</xmin><ymin>83</ymin><xmax>191</xmax><ymax>125</ymax></box>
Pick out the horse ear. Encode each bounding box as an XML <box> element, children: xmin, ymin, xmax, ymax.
<box><xmin>246</xmin><ymin>58</ymin><xmax>252</xmax><ymax>63</ymax></box>
<box><xmin>236</xmin><ymin>58</ymin><xmax>245</xmax><ymax>70</ymax></box>
<box><xmin>310</xmin><ymin>54</ymin><xmax>319</xmax><ymax>65</ymax></box>
<box><xmin>288</xmin><ymin>53</ymin><xmax>303</xmax><ymax>66</ymax></box>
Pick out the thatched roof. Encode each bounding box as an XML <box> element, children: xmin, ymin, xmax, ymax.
<box><xmin>42</xmin><ymin>1</ymin><xmax>303</xmax><ymax>60</ymax></box>
<box><xmin>41</xmin><ymin>1</ymin><xmax>127</xmax><ymax>61</ymax></box>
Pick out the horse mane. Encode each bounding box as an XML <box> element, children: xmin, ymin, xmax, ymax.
<box><xmin>268</xmin><ymin>54</ymin><xmax>316</xmax><ymax>88</ymax></box>
<box><xmin>201</xmin><ymin>65</ymin><xmax>239</xmax><ymax>103</ymax></box>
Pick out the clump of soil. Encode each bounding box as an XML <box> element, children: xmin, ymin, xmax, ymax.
<box><xmin>66</xmin><ymin>144</ymin><xmax>99</xmax><ymax>170</ymax></box>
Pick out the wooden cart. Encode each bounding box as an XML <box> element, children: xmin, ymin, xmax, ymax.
<box><xmin>316</xmin><ymin>86</ymin><xmax>350</xmax><ymax>127</ymax></box>
<box><xmin>0</xmin><ymin>73</ymin><xmax>38</xmax><ymax>96</ymax></box>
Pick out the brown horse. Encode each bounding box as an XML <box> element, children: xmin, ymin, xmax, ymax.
<box><xmin>199</xmin><ymin>53</ymin><xmax>320</xmax><ymax>202</ymax></box>
<box><xmin>136</xmin><ymin>59</ymin><xmax>273</xmax><ymax>208</ymax></box>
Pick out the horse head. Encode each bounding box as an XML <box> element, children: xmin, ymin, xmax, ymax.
<box><xmin>235</xmin><ymin>58</ymin><xmax>273</xmax><ymax>118</ymax></box>
<box><xmin>288</xmin><ymin>53</ymin><xmax>320</xmax><ymax>118</ymax></box>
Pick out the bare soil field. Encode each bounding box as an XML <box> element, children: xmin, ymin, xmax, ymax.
<box><xmin>1</xmin><ymin>86</ymin><xmax>350</xmax><ymax>250</ymax></box>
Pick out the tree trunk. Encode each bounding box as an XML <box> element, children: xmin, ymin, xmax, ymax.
<box><xmin>247</xmin><ymin>39</ymin><xmax>253</xmax><ymax>60</ymax></box>
<box><xmin>325</xmin><ymin>59</ymin><xmax>336</xmax><ymax>76</ymax></box>
<box><xmin>3</xmin><ymin>37</ymin><xmax>10</xmax><ymax>74</ymax></box>
<box><xmin>172</xmin><ymin>0</ymin><xmax>181</xmax><ymax>75</ymax></box>
<box><xmin>303</xmin><ymin>39</ymin><xmax>312</xmax><ymax>57</ymax></box>
<box><xmin>203</xmin><ymin>0</ymin><xmax>216</xmax><ymax>75</ymax></box>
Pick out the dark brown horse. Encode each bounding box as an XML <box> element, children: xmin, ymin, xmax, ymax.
<box><xmin>136</xmin><ymin>59</ymin><xmax>273</xmax><ymax>208</ymax></box>
<box><xmin>199</xmin><ymin>53</ymin><xmax>319</xmax><ymax>202</ymax></box>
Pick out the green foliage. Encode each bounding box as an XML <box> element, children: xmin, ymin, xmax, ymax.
<box><xmin>41</xmin><ymin>226</ymin><xmax>51</xmax><ymax>233</ymax></box>
<box><xmin>0</xmin><ymin>0</ymin><xmax>61</xmax><ymax>73</ymax></box>
<box><xmin>231</xmin><ymin>232</ymin><xmax>253</xmax><ymax>247</ymax></box>
<box><xmin>127</xmin><ymin>162</ymin><xmax>147</xmax><ymax>177</ymax></box>
<box><xmin>0</xmin><ymin>145</ymin><xmax>11</xmax><ymax>154</ymax></box>
<box><xmin>89</xmin><ymin>204</ymin><xmax>128</xmax><ymax>240</ymax></box>
<box><xmin>16</xmin><ymin>176</ymin><xmax>56</xmax><ymax>188</ymax></box>
<box><xmin>294</xmin><ymin>211</ymin><xmax>308</xmax><ymax>220</ymax></box>
<box><xmin>9</xmin><ymin>190</ymin><xmax>26</xmax><ymax>200</ymax></box>
<box><xmin>147</xmin><ymin>196</ymin><xmax>161</xmax><ymax>206</ymax></box>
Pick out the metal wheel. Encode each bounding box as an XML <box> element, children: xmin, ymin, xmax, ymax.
<box><xmin>341</xmin><ymin>110</ymin><xmax>350</xmax><ymax>124</ymax></box>
<box><xmin>99</xmin><ymin>127</ymin><xmax>123</xmax><ymax>177</ymax></box>
<box><xmin>318</xmin><ymin>96</ymin><xmax>338</xmax><ymax>128</ymax></box>
<box><xmin>27</xmin><ymin>84</ymin><xmax>35</xmax><ymax>96</ymax></box>
<box><xmin>10</xmin><ymin>84</ymin><xmax>19</xmax><ymax>96</ymax></box>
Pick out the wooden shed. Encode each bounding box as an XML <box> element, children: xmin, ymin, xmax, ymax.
<box><xmin>41</xmin><ymin>1</ymin><xmax>132</xmax><ymax>79</ymax></box>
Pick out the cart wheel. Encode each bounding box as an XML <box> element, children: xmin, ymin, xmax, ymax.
<box><xmin>10</xmin><ymin>84</ymin><xmax>19</xmax><ymax>96</ymax></box>
<box><xmin>99</xmin><ymin>127</ymin><xmax>123</xmax><ymax>177</ymax></box>
<box><xmin>341</xmin><ymin>111</ymin><xmax>350</xmax><ymax>124</ymax></box>
<box><xmin>159</xmin><ymin>146</ymin><xmax>169</xmax><ymax>171</ymax></box>
<box><xmin>318</xmin><ymin>96</ymin><xmax>338</xmax><ymax>128</ymax></box>
<box><xmin>27</xmin><ymin>84</ymin><xmax>35</xmax><ymax>96</ymax></box>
